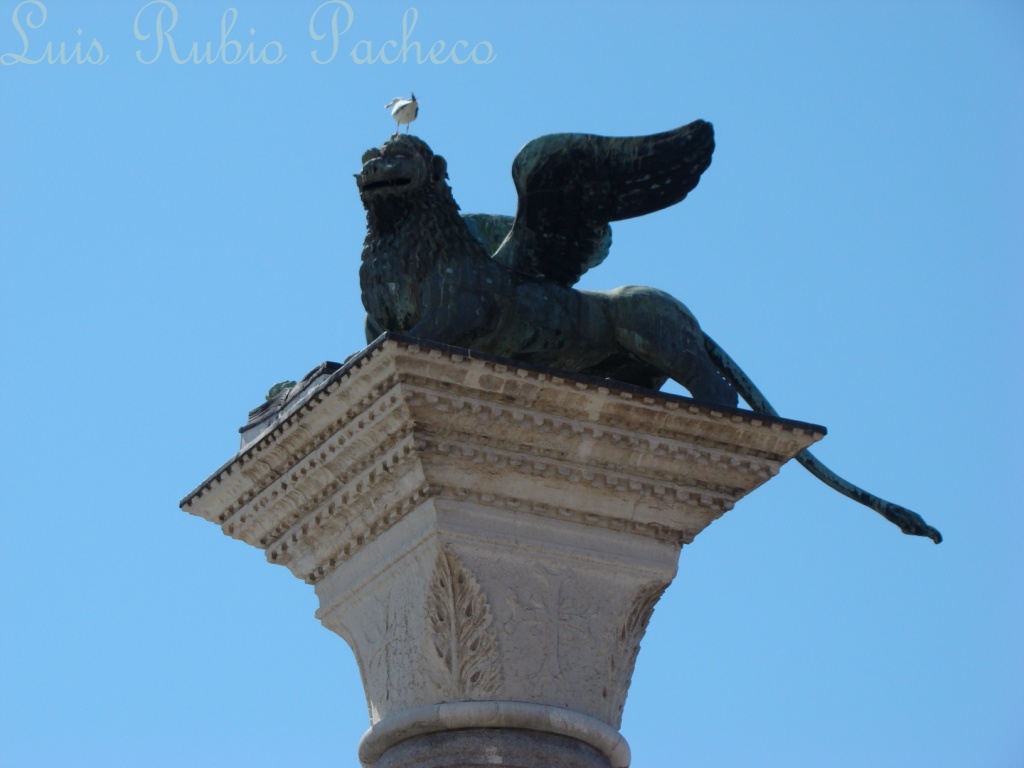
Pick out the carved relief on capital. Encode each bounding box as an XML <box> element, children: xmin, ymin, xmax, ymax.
<box><xmin>324</xmin><ymin>543</ymin><xmax>503</xmax><ymax>723</ymax></box>
<box><xmin>498</xmin><ymin>561</ymin><xmax>604</xmax><ymax>705</ymax></box>
<box><xmin>425</xmin><ymin>549</ymin><xmax>502</xmax><ymax>700</ymax></box>
<box><xmin>609</xmin><ymin>581</ymin><xmax>669</xmax><ymax>724</ymax></box>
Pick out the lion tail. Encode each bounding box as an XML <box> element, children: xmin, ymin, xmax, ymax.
<box><xmin>703</xmin><ymin>334</ymin><xmax>942</xmax><ymax>544</ymax></box>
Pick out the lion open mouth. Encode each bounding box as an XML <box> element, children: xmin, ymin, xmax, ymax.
<box><xmin>361</xmin><ymin>177</ymin><xmax>413</xmax><ymax>192</ymax></box>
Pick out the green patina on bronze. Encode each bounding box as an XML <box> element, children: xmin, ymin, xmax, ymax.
<box><xmin>354</xmin><ymin>122</ymin><xmax>941</xmax><ymax>543</ymax></box>
<box><xmin>265</xmin><ymin>380</ymin><xmax>297</xmax><ymax>401</ymax></box>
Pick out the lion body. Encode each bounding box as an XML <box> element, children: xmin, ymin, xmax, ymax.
<box><xmin>358</xmin><ymin>139</ymin><xmax>734</xmax><ymax>403</ymax></box>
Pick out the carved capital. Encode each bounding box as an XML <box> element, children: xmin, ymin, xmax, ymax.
<box><xmin>181</xmin><ymin>336</ymin><xmax>823</xmax><ymax>765</ymax></box>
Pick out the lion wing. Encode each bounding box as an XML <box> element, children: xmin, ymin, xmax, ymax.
<box><xmin>492</xmin><ymin>120</ymin><xmax>715</xmax><ymax>286</ymax></box>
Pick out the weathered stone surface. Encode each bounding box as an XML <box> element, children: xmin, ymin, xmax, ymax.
<box><xmin>373</xmin><ymin>728</ymin><xmax>610</xmax><ymax>768</ymax></box>
<box><xmin>181</xmin><ymin>334</ymin><xmax>824</xmax><ymax>766</ymax></box>
<box><xmin>360</xmin><ymin>702</ymin><xmax>628</xmax><ymax>768</ymax></box>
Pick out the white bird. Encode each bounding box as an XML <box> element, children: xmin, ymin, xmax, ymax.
<box><xmin>385</xmin><ymin>93</ymin><xmax>418</xmax><ymax>137</ymax></box>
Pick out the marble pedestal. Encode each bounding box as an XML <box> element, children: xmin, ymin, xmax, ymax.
<box><xmin>181</xmin><ymin>335</ymin><xmax>823</xmax><ymax>767</ymax></box>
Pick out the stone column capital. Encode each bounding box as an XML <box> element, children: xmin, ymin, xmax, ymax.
<box><xmin>182</xmin><ymin>335</ymin><xmax>824</xmax><ymax>766</ymax></box>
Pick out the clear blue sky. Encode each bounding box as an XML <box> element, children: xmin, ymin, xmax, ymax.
<box><xmin>2</xmin><ymin>2</ymin><xmax>1021</xmax><ymax>766</ymax></box>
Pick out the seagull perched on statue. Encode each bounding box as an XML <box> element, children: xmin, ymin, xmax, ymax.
<box><xmin>385</xmin><ymin>93</ymin><xmax>418</xmax><ymax>136</ymax></box>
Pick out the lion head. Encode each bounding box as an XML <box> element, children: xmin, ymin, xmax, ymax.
<box><xmin>356</xmin><ymin>135</ymin><xmax>449</xmax><ymax>204</ymax></box>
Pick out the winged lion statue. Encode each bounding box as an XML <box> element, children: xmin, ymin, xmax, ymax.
<box><xmin>355</xmin><ymin>120</ymin><xmax>941</xmax><ymax>544</ymax></box>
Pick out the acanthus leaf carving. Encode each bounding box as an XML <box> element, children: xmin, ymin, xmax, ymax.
<box><xmin>427</xmin><ymin>548</ymin><xmax>502</xmax><ymax>698</ymax></box>
<box><xmin>609</xmin><ymin>580</ymin><xmax>669</xmax><ymax>724</ymax></box>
